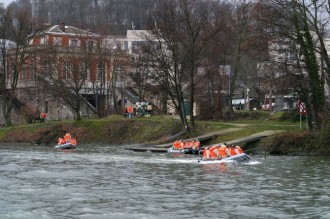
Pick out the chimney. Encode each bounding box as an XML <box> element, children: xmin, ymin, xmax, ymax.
<box><xmin>59</xmin><ymin>21</ymin><xmax>65</xmax><ymax>32</ymax></box>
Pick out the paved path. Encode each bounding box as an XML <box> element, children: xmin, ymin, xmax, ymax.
<box><xmin>211</xmin><ymin>130</ymin><xmax>285</xmax><ymax>146</ymax></box>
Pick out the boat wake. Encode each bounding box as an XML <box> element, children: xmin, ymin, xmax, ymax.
<box><xmin>242</xmin><ymin>160</ymin><xmax>261</xmax><ymax>165</ymax></box>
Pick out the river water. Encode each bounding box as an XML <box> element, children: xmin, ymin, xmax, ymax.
<box><xmin>0</xmin><ymin>144</ymin><xmax>329</xmax><ymax>219</ymax></box>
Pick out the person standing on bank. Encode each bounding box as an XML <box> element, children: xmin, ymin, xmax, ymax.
<box><xmin>40</xmin><ymin>112</ymin><xmax>46</xmax><ymax>123</ymax></box>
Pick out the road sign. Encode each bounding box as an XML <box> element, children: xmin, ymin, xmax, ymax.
<box><xmin>299</xmin><ymin>100</ymin><xmax>306</xmax><ymax>114</ymax></box>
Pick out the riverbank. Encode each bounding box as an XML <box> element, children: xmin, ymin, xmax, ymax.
<box><xmin>0</xmin><ymin>113</ymin><xmax>328</xmax><ymax>154</ymax></box>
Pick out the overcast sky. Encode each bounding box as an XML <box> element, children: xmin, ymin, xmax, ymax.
<box><xmin>1</xmin><ymin>0</ymin><xmax>13</xmax><ymax>7</ymax></box>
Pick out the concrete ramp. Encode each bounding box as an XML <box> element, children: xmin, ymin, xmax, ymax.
<box><xmin>218</xmin><ymin>130</ymin><xmax>284</xmax><ymax>146</ymax></box>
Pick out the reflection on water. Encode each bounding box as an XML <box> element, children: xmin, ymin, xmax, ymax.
<box><xmin>1</xmin><ymin>144</ymin><xmax>330</xmax><ymax>219</ymax></box>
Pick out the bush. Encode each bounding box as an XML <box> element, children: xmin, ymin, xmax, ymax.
<box><xmin>267</xmin><ymin>131</ymin><xmax>315</xmax><ymax>155</ymax></box>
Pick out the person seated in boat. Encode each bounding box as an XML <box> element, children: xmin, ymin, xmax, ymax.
<box><xmin>210</xmin><ymin>145</ymin><xmax>220</xmax><ymax>159</ymax></box>
<box><xmin>202</xmin><ymin>147</ymin><xmax>210</xmax><ymax>160</ymax></box>
<box><xmin>189</xmin><ymin>140</ymin><xmax>195</xmax><ymax>149</ymax></box>
<box><xmin>57</xmin><ymin>138</ymin><xmax>63</xmax><ymax>145</ymax></box>
<box><xmin>219</xmin><ymin>144</ymin><xmax>230</xmax><ymax>158</ymax></box>
<box><xmin>70</xmin><ymin>137</ymin><xmax>77</xmax><ymax>146</ymax></box>
<box><xmin>192</xmin><ymin>139</ymin><xmax>200</xmax><ymax>150</ymax></box>
<box><xmin>185</xmin><ymin>140</ymin><xmax>191</xmax><ymax>149</ymax></box>
<box><xmin>64</xmin><ymin>133</ymin><xmax>72</xmax><ymax>143</ymax></box>
<box><xmin>225</xmin><ymin>143</ymin><xmax>232</xmax><ymax>157</ymax></box>
<box><xmin>230</xmin><ymin>144</ymin><xmax>237</xmax><ymax>156</ymax></box>
<box><xmin>182</xmin><ymin>140</ymin><xmax>187</xmax><ymax>149</ymax></box>
<box><xmin>179</xmin><ymin>140</ymin><xmax>185</xmax><ymax>150</ymax></box>
<box><xmin>203</xmin><ymin>146</ymin><xmax>218</xmax><ymax>160</ymax></box>
<box><xmin>235</xmin><ymin>145</ymin><xmax>243</xmax><ymax>154</ymax></box>
<box><xmin>173</xmin><ymin>140</ymin><xmax>183</xmax><ymax>150</ymax></box>
<box><xmin>172</xmin><ymin>140</ymin><xmax>178</xmax><ymax>149</ymax></box>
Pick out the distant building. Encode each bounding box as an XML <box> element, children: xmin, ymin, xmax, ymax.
<box><xmin>0</xmin><ymin>39</ymin><xmax>16</xmax><ymax>73</ymax></box>
<box><xmin>4</xmin><ymin>22</ymin><xmax>117</xmax><ymax>123</ymax></box>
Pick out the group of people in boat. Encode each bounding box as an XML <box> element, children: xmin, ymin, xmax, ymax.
<box><xmin>202</xmin><ymin>143</ymin><xmax>243</xmax><ymax>160</ymax></box>
<box><xmin>57</xmin><ymin>133</ymin><xmax>77</xmax><ymax>146</ymax></box>
<box><xmin>172</xmin><ymin>139</ymin><xmax>201</xmax><ymax>150</ymax></box>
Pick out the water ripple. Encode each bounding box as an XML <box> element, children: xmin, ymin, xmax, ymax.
<box><xmin>0</xmin><ymin>145</ymin><xmax>330</xmax><ymax>218</ymax></box>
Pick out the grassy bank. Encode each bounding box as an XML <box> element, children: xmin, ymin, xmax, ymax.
<box><xmin>0</xmin><ymin>112</ymin><xmax>326</xmax><ymax>154</ymax></box>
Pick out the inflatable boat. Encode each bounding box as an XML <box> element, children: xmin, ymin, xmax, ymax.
<box><xmin>54</xmin><ymin>143</ymin><xmax>77</xmax><ymax>149</ymax></box>
<box><xmin>197</xmin><ymin>153</ymin><xmax>250</xmax><ymax>164</ymax></box>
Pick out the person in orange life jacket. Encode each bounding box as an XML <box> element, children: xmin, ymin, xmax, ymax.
<box><xmin>235</xmin><ymin>145</ymin><xmax>243</xmax><ymax>154</ymax></box>
<box><xmin>224</xmin><ymin>143</ymin><xmax>231</xmax><ymax>157</ymax></box>
<box><xmin>57</xmin><ymin>138</ymin><xmax>63</xmax><ymax>145</ymax></box>
<box><xmin>174</xmin><ymin>140</ymin><xmax>182</xmax><ymax>150</ymax></box>
<box><xmin>202</xmin><ymin>147</ymin><xmax>211</xmax><ymax>160</ymax></box>
<box><xmin>179</xmin><ymin>140</ymin><xmax>184</xmax><ymax>150</ymax></box>
<box><xmin>192</xmin><ymin>139</ymin><xmax>200</xmax><ymax>150</ymax></box>
<box><xmin>188</xmin><ymin>141</ymin><xmax>194</xmax><ymax>148</ymax></box>
<box><xmin>172</xmin><ymin>140</ymin><xmax>178</xmax><ymax>149</ymax></box>
<box><xmin>64</xmin><ymin>133</ymin><xmax>71</xmax><ymax>143</ymax></box>
<box><xmin>219</xmin><ymin>144</ymin><xmax>229</xmax><ymax>158</ymax></box>
<box><xmin>192</xmin><ymin>139</ymin><xmax>200</xmax><ymax>153</ymax></box>
<box><xmin>210</xmin><ymin>145</ymin><xmax>220</xmax><ymax>159</ymax></box>
<box><xmin>70</xmin><ymin>137</ymin><xmax>77</xmax><ymax>146</ymax></box>
<box><xmin>229</xmin><ymin>145</ymin><xmax>237</xmax><ymax>156</ymax></box>
<box><xmin>205</xmin><ymin>146</ymin><xmax>217</xmax><ymax>160</ymax></box>
<box><xmin>40</xmin><ymin>112</ymin><xmax>46</xmax><ymax>123</ymax></box>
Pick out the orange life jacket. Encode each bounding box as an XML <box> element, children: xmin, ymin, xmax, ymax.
<box><xmin>193</xmin><ymin>141</ymin><xmax>200</xmax><ymax>148</ymax></box>
<box><xmin>202</xmin><ymin>149</ymin><xmax>210</xmax><ymax>159</ymax></box>
<box><xmin>183</xmin><ymin>141</ymin><xmax>190</xmax><ymax>148</ymax></box>
<box><xmin>176</xmin><ymin>141</ymin><xmax>183</xmax><ymax>149</ymax></box>
<box><xmin>219</xmin><ymin>147</ymin><xmax>227</xmax><ymax>157</ymax></box>
<box><xmin>64</xmin><ymin>134</ymin><xmax>71</xmax><ymax>143</ymax></box>
<box><xmin>230</xmin><ymin>148</ymin><xmax>237</xmax><ymax>156</ymax></box>
<box><xmin>236</xmin><ymin>147</ymin><xmax>243</xmax><ymax>154</ymax></box>
<box><xmin>209</xmin><ymin>148</ymin><xmax>218</xmax><ymax>159</ymax></box>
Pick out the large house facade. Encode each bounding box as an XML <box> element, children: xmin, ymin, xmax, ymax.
<box><xmin>2</xmin><ymin>22</ymin><xmax>119</xmax><ymax>124</ymax></box>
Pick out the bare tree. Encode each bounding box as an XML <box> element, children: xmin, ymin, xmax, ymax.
<box><xmin>259</xmin><ymin>0</ymin><xmax>330</xmax><ymax>130</ymax></box>
<box><xmin>142</xmin><ymin>0</ymin><xmax>222</xmax><ymax>132</ymax></box>
<box><xmin>0</xmin><ymin>3</ymin><xmax>39</xmax><ymax>126</ymax></box>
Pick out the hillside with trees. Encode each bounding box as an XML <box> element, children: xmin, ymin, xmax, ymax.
<box><xmin>1</xmin><ymin>0</ymin><xmax>330</xmax><ymax>149</ymax></box>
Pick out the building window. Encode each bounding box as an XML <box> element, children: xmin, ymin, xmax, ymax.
<box><xmin>97</xmin><ymin>62</ymin><xmax>105</xmax><ymax>81</ymax></box>
<box><xmin>80</xmin><ymin>62</ymin><xmax>90</xmax><ymax>80</ymax></box>
<box><xmin>132</xmin><ymin>41</ymin><xmax>146</xmax><ymax>53</ymax></box>
<box><xmin>88</xmin><ymin>40</ymin><xmax>96</xmax><ymax>50</ymax></box>
<box><xmin>41</xmin><ymin>61</ymin><xmax>53</xmax><ymax>79</ymax></box>
<box><xmin>63</xmin><ymin>61</ymin><xmax>72</xmax><ymax>80</ymax></box>
<box><xmin>21</xmin><ymin>63</ymin><xmax>32</xmax><ymax>80</ymax></box>
<box><xmin>116</xmin><ymin>42</ymin><xmax>122</xmax><ymax>50</ymax></box>
<box><xmin>53</xmin><ymin>37</ymin><xmax>62</xmax><ymax>46</ymax></box>
<box><xmin>69</xmin><ymin>38</ymin><xmax>80</xmax><ymax>48</ymax></box>
<box><xmin>40</xmin><ymin>36</ymin><xmax>48</xmax><ymax>45</ymax></box>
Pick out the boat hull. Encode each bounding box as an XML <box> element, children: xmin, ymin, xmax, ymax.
<box><xmin>54</xmin><ymin>143</ymin><xmax>77</xmax><ymax>149</ymax></box>
<box><xmin>198</xmin><ymin>153</ymin><xmax>250</xmax><ymax>164</ymax></box>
